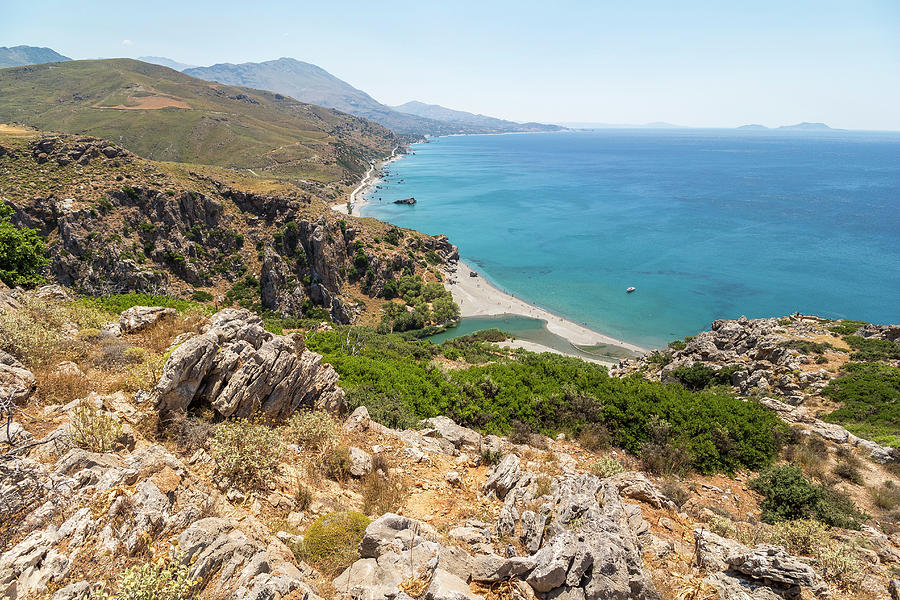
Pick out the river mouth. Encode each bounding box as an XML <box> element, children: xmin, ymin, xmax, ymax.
<box><xmin>424</xmin><ymin>314</ymin><xmax>643</xmax><ymax>363</ymax></box>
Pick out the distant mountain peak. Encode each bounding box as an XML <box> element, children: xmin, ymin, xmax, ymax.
<box><xmin>737</xmin><ymin>124</ymin><xmax>768</xmax><ymax>130</ymax></box>
<box><xmin>138</xmin><ymin>56</ymin><xmax>199</xmax><ymax>72</ymax></box>
<box><xmin>0</xmin><ymin>45</ymin><xmax>71</xmax><ymax>68</ymax></box>
<box><xmin>392</xmin><ymin>100</ymin><xmax>562</xmax><ymax>134</ymax></box>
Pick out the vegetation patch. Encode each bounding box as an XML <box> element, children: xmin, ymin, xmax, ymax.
<box><xmin>300</xmin><ymin>511</ymin><xmax>370</xmax><ymax>576</ymax></box>
<box><xmin>822</xmin><ymin>362</ymin><xmax>900</xmax><ymax>447</ymax></box>
<box><xmin>0</xmin><ymin>204</ymin><xmax>48</xmax><ymax>287</ymax></box>
<box><xmin>307</xmin><ymin>328</ymin><xmax>787</xmax><ymax>475</ymax></box>
<box><xmin>76</xmin><ymin>292</ymin><xmax>207</xmax><ymax>316</ymax></box>
<box><xmin>843</xmin><ymin>335</ymin><xmax>900</xmax><ymax>362</ymax></box>
<box><xmin>749</xmin><ymin>464</ymin><xmax>867</xmax><ymax>529</ymax></box>
<box><xmin>210</xmin><ymin>418</ymin><xmax>283</xmax><ymax>491</ymax></box>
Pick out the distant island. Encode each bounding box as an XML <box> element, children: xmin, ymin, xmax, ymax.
<box><xmin>777</xmin><ymin>122</ymin><xmax>834</xmax><ymax>130</ymax></box>
<box><xmin>737</xmin><ymin>124</ymin><xmax>768</xmax><ymax>130</ymax></box>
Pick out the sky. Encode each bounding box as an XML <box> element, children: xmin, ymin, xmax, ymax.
<box><xmin>3</xmin><ymin>0</ymin><xmax>899</xmax><ymax>129</ymax></box>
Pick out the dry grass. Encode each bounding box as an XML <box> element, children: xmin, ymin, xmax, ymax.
<box><xmin>34</xmin><ymin>369</ymin><xmax>89</xmax><ymax>405</ymax></box>
<box><xmin>361</xmin><ymin>471</ymin><xmax>408</xmax><ymax>516</ymax></box>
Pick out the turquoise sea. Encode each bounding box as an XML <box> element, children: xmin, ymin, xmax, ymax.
<box><xmin>361</xmin><ymin>130</ymin><xmax>900</xmax><ymax>349</ymax></box>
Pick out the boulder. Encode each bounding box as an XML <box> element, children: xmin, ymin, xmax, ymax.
<box><xmin>725</xmin><ymin>545</ymin><xmax>829</xmax><ymax>597</ymax></box>
<box><xmin>0</xmin><ymin>362</ymin><xmax>36</xmax><ymax>403</ymax></box>
<box><xmin>349</xmin><ymin>447</ymin><xmax>373</xmax><ymax>477</ymax></box>
<box><xmin>119</xmin><ymin>306</ymin><xmax>176</xmax><ymax>334</ymax></box>
<box><xmin>423</xmin><ymin>416</ymin><xmax>483</xmax><ymax>452</ymax></box>
<box><xmin>483</xmin><ymin>454</ymin><xmax>521</xmax><ymax>500</ymax></box>
<box><xmin>344</xmin><ymin>405</ymin><xmax>371</xmax><ymax>432</ymax></box>
<box><xmin>154</xmin><ymin>309</ymin><xmax>345</xmax><ymax>419</ymax></box>
<box><xmin>607</xmin><ymin>471</ymin><xmax>674</xmax><ymax>510</ymax></box>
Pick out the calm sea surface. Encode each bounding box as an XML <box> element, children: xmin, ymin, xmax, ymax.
<box><xmin>361</xmin><ymin>130</ymin><xmax>900</xmax><ymax>348</ymax></box>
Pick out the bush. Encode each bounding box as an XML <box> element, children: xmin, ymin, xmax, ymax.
<box><xmin>670</xmin><ymin>363</ymin><xmax>741</xmax><ymax>391</ymax></box>
<box><xmin>301</xmin><ymin>511</ymin><xmax>370</xmax><ymax>576</ymax></box>
<box><xmin>362</xmin><ymin>472</ymin><xmax>407</xmax><ymax>515</ymax></box>
<box><xmin>843</xmin><ymin>335</ymin><xmax>900</xmax><ymax>362</ymax></box>
<box><xmin>667</xmin><ymin>339</ymin><xmax>687</xmax><ymax>351</ymax></box>
<box><xmin>0</xmin><ymin>204</ymin><xmax>49</xmax><ymax>287</ymax></box>
<box><xmin>75</xmin><ymin>293</ymin><xmax>207</xmax><ymax>316</ymax></box>
<box><xmin>869</xmin><ymin>480</ymin><xmax>900</xmax><ymax>510</ymax></box>
<box><xmin>322</xmin><ymin>445</ymin><xmax>352</xmax><ymax>481</ymax></box>
<box><xmin>827</xmin><ymin>320</ymin><xmax>868</xmax><ymax>336</ymax></box>
<box><xmin>640</xmin><ymin>417</ymin><xmax>692</xmax><ymax>476</ymax></box>
<box><xmin>749</xmin><ymin>464</ymin><xmax>866</xmax><ymax>529</ymax></box>
<box><xmin>833</xmin><ymin>458</ymin><xmax>864</xmax><ymax>485</ymax></box>
<box><xmin>778</xmin><ymin>340</ymin><xmax>833</xmax><ymax>355</ymax></box>
<box><xmin>577</xmin><ymin>422</ymin><xmax>612</xmax><ymax>452</ymax></box>
<box><xmin>769</xmin><ymin>518</ymin><xmax>829</xmax><ymax>555</ymax></box>
<box><xmin>70</xmin><ymin>402</ymin><xmax>123</xmax><ymax>453</ymax></box>
<box><xmin>190</xmin><ymin>290</ymin><xmax>213</xmax><ymax>302</ymax></box>
<box><xmin>283</xmin><ymin>410</ymin><xmax>338</xmax><ymax>453</ymax></box>
<box><xmin>591</xmin><ymin>456</ymin><xmax>625</xmax><ymax>478</ymax></box>
<box><xmin>90</xmin><ymin>555</ymin><xmax>197</xmax><ymax>600</ymax></box>
<box><xmin>306</xmin><ymin>327</ymin><xmax>787</xmax><ymax>475</ymax></box>
<box><xmin>647</xmin><ymin>351</ymin><xmax>672</xmax><ymax>367</ymax></box>
<box><xmin>823</xmin><ymin>362</ymin><xmax>900</xmax><ymax>447</ymax></box>
<box><xmin>660</xmin><ymin>479</ymin><xmax>691</xmax><ymax>509</ymax></box>
<box><xmin>210</xmin><ymin>419</ymin><xmax>283</xmax><ymax>491</ymax></box>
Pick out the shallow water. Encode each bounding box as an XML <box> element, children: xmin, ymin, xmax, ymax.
<box><xmin>362</xmin><ymin>129</ymin><xmax>900</xmax><ymax>348</ymax></box>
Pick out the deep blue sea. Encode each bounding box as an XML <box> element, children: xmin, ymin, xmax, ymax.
<box><xmin>361</xmin><ymin>129</ymin><xmax>900</xmax><ymax>349</ymax></box>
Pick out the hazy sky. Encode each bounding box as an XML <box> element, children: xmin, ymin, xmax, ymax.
<box><xmin>4</xmin><ymin>0</ymin><xmax>899</xmax><ymax>129</ymax></box>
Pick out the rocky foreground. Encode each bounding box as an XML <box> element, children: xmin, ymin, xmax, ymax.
<box><xmin>2</xmin><ymin>296</ymin><xmax>899</xmax><ymax>600</ymax></box>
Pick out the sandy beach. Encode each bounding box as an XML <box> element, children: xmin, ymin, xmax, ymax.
<box><xmin>332</xmin><ymin>147</ymin><xmax>402</xmax><ymax>216</ymax></box>
<box><xmin>443</xmin><ymin>259</ymin><xmax>647</xmax><ymax>358</ymax></box>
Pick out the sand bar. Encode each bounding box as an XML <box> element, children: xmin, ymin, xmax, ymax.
<box><xmin>443</xmin><ymin>259</ymin><xmax>647</xmax><ymax>356</ymax></box>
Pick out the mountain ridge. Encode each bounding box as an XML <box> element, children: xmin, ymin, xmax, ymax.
<box><xmin>0</xmin><ymin>45</ymin><xmax>71</xmax><ymax>68</ymax></box>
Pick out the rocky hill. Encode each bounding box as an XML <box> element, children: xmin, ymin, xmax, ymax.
<box><xmin>392</xmin><ymin>101</ymin><xmax>563</xmax><ymax>134</ymax></box>
<box><xmin>0</xmin><ymin>127</ymin><xmax>457</xmax><ymax>325</ymax></box>
<box><xmin>1</xmin><ymin>290</ymin><xmax>899</xmax><ymax>600</ymax></box>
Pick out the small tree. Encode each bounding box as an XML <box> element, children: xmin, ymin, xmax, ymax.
<box><xmin>0</xmin><ymin>204</ymin><xmax>49</xmax><ymax>287</ymax></box>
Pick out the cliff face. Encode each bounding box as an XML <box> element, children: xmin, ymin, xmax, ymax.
<box><xmin>1</xmin><ymin>132</ymin><xmax>457</xmax><ymax>324</ymax></box>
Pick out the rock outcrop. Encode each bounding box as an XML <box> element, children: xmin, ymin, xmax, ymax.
<box><xmin>119</xmin><ymin>305</ymin><xmax>176</xmax><ymax>334</ymax></box>
<box><xmin>153</xmin><ymin>308</ymin><xmax>345</xmax><ymax>419</ymax></box>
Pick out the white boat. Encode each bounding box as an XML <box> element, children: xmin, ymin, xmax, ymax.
<box><xmin>626</xmin><ymin>286</ymin><xmax>636</xmax><ymax>293</ymax></box>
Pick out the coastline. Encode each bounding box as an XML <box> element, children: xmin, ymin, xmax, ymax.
<box><xmin>332</xmin><ymin>146</ymin><xmax>402</xmax><ymax>216</ymax></box>
<box><xmin>442</xmin><ymin>259</ymin><xmax>648</xmax><ymax>360</ymax></box>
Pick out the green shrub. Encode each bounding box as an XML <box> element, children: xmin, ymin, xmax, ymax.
<box><xmin>647</xmin><ymin>351</ymin><xmax>672</xmax><ymax>367</ymax></box>
<box><xmin>190</xmin><ymin>290</ymin><xmax>213</xmax><ymax>302</ymax></box>
<box><xmin>749</xmin><ymin>464</ymin><xmax>866</xmax><ymax>529</ymax></box>
<box><xmin>70</xmin><ymin>403</ymin><xmax>123</xmax><ymax>453</ymax></box>
<box><xmin>90</xmin><ymin>555</ymin><xmax>197</xmax><ymax>600</ymax></box>
<box><xmin>769</xmin><ymin>518</ymin><xmax>829</xmax><ymax>555</ymax></box>
<box><xmin>307</xmin><ymin>327</ymin><xmax>786</xmax><ymax>475</ymax></box>
<box><xmin>75</xmin><ymin>293</ymin><xmax>204</xmax><ymax>316</ymax></box>
<box><xmin>669</xmin><ymin>363</ymin><xmax>741</xmax><ymax>390</ymax></box>
<box><xmin>823</xmin><ymin>362</ymin><xmax>900</xmax><ymax>447</ymax></box>
<box><xmin>833</xmin><ymin>458</ymin><xmax>864</xmax><ymax>485</ymax></box>
<box><xmin>0</xmin><ymin>204</ymin><xmax>48</xmax><ymax>287</ymax></box>
<box><xmin>301</xmin><ymin>511</ymin><xmax>370</xmax><ymax>576</ymax></box>
<box><xmin>827</xmin><ymin>320</ymin><xmax>868</xmax><ymax>336</ymax></box>
<box><xmin>591</xmin><ymin>456</ymin><xmax>625</xmax><ymax>478</ymax></box>
<box><xmin>843</xmin><ymin>335</ymin><xmax>900</xmax><ymax>361</ymax></box>
<box><xmin>210</xmin><ymin>419</ymin><xmax>283</xmax><ymax>491</ymax></box>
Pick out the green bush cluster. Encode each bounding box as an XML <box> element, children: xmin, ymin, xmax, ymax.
<box><xmin>669</xmin><ymin>363</ymin><xmax>743</xmax><ymax>391</ymax></box>
<box><xmin>89</xmin><ymin>555</ymin><xmax>198</xmax><ymax>600</ymax></box>
<box><xmin>749</xmin><ymin>464</ymin><xmax>866</xmax><ymax>529</ymax></box>
<box><xmin>823</xmin><ymin>362</ymin><xmax>900</xmax><ymax>447</ymax></box>
<box><xmin>843</xmin><ymin>335</ymin><xmax>900</xmax><ymax>361</ymax></box>
<box><xmin>378</xmin><ymin>275</ymin><xmax>459</xmax><ymax>333</ymax></box>
<box><xmin>307</xmin><ymin>327</ymin><xmax>787</xmax><ymax>475</ymax></box>
<box><xmin>75</xmin><ymin>292</ymin><xmax>206</xmax><ymax>315</ymax></box>
<box><xmin>827</xmin><ymin>320</ymin><xmax>869</xmax><ymax>336</ymax></box>
<box><xmin>0</xmin><ymin>204</ymin><xmax>49</xmax><ymax>287</ymax></box>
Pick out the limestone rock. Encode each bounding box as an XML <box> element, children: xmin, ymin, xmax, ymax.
<box><xmin>607</xmin><ymin>471</ymin><xmax>674</xmax><ymax>510</ymax></box>
<box><xmin>0</xmin><ymin>362</ymin><xmax>36</xmax><ymax>403</ymax></box>
<box><xmin>725</xmin><ymin>545</ymin><xmax>829</xmax><ymax>597</ymax></box>
<box><xmin>153</xmin><ymin>309</ymin><xmax>345</xmax><ymax>419</ymax></box>
<box><xmin>423</xmin><ymin>416</ymin><xmax>483</xmax><ymax>452</ymax></box>
<box><xmin>349</xmin><ymin>447</ymin><xmax>373</xmax><ymax>477</ymax></box>
<box><xmin>483</xmin><ymin>454</ymin><xmax>521</xmax><ymax>500</ymax></box>
<box><xmin>119</xmin><ymin>305</ymin><xmax>176</xmax><ymax>334</ymax></box>
<box><xmin>344</xmin><ymin>405</ymin><xmax>371</xmax><ymax>432</ymax></box>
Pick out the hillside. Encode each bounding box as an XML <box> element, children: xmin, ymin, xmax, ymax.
<box><xmin>184</xmin><ymin>58</ymin><xmax>451</xmax><ymax>136</ymax></box>
<box><xmin>393</xmin><ymin>100</ymin><xmax>563</xmax><ymax>133</ymax></box>
<box><xmin>0</xmin><ymin>45</ymin><xmax>70</xmax><ymax>68</ymax></box>
<box><xmin>0</xmin><ymin>58</ymin><xmax>396</xmax><ymax>184</ymax></box>
<box><xmin>0</xmin><ymin>126</ymin><xmax>457</xmax><ymax>326</ymax></box>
